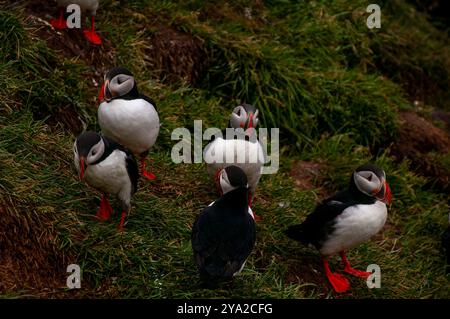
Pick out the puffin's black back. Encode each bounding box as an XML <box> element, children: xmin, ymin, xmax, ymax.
<box><xmin>285</xmin><ymin>187</ymin><xmax>376</xmax><ymax>248</ymax></box>
<box><xmin>191</xmin><ymin>188</ymin><xmax>255</xmax><ymax>278</ymax></box>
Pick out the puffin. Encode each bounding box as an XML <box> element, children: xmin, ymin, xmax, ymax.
<box><xmin>191</xmin><ymin>165</ymin><xmax>256</xmax><ymax>279</ymax></box>
<box><xmin>50</xmin><ymin>0</ymin><xmax>102</xmax><ymax>45</ymax></box>
<box><xmin>286</xmin><ymin>163</ymin><xmax>392</xmax><ymax>293</ymax></box>
<box><xmin>74</xmin><ymin>131</ymin><xmax>139</xmax><ymax>231</ymax></box>
<box><xmin>443</xmin><ymin>213</ymin><xmax>450</xmax><ymax>272</ymax></box>
<box><xmin>98</xmin><ymin>67</ymin><xmax>160</xmax><ymax>180</ymax></box>
<box><xmin>204</xmin><ymin>104</ymin><xmax>265</xmax><ymax>220</ymax></box>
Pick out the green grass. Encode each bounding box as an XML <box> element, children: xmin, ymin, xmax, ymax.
<box><xmin>0</xmin><ymin>0</ymin><xmax>449</xmax><ymax>298</ymax></box>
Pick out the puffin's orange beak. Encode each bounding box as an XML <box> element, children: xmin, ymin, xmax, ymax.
<box><xmin>240</xmin><ymin>112</ymin><xmax>254</xmax><ymax>130</ymax></box>
<box><xmin>98</xmin><ymin>83</ymin><xmax>105</xmax><ymax>104</ymax></box>
<box><xmin>99</xmin><ymin>79</ymin><xmax>110</xmax><ymax>104</ymax></box>
<box><xmin>79</xmin><ymin>157</ymin><xmax>86</xmax><ymax>180</ymax></box>
<box><xmin>215</xmin><ymin>169</ymin><xmax>223</xmax><ymax>196</ymax></box>
<box><xmin>384</xmin><ymin>181</ymin><xmax>392</xmax><ymax>205</ymax></box>
<box><xmin>376</xmin><ymin>180</ymin><xmax>392</xmax><ymax>205</ymax></box>
<box><xmin>247</xmin><ymin>112</ymin><xmax>254</xmax><ymax>129</ymax></box>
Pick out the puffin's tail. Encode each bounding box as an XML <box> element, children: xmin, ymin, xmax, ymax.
<box><xmin>285</xmin><ymin>224</ymin><xmax>309</xmax><ymax>244</ymax></box>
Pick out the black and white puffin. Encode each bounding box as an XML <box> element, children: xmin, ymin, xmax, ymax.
<box><xmin>286</xmin><ymin>163</ymin><xmax>392</xmax><ymax>293</ymax></box>
<box><xmin>51</xmin><ymin>0</ymin><xmax>102</xmax><ymax>45</ymax></box>
<box><xmin>98</xmin><ymin>67</ymin><xmax>160</xmax><ymax>180</ymax></box>
<box><xmin>442</xmin><ymin>213</ymin><xmax>450</xmax><ymax>272</ymax></box>
<box><xmin>74</xmin><ymin>131</ymin><xmax>139</xmax><ymax>231</ymax></box>
<box><xmin>204</xmin><ymin>104</ymin><xmax>265</xmax><ymax>220</ymax></box>
<box><xmin>191</xmin><ymin>166</ymin><xmax>256</xmax><ymax>279</ymax></box>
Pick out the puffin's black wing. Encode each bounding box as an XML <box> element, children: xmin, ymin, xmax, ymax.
<box><xmin>140</xmin><ymin>94</ymin><xmax>157</xmax><ymax>111</ymax></box>
<box><xmin>191</xmin><ymin>203</ymin><xmax>256</xmax><ymax>278</ymax></box>
<box><xmin>101</xmin><ymin>135</ymin><xmax>139</xmax><ymax>193</ymax></box>
<box><xmin>125</xmin><ymin>151</ymin><xmax>139</xmax><ymax>194</ymax></box>
<box><xmin>285</xmin><ymin>190</ymin><xmax>355</xmax><ymax>248</ymax></box>
<box><xmin>191</xmin><ymin>208</ymin><xmax>216</xmax><ymax>275</ymax></box>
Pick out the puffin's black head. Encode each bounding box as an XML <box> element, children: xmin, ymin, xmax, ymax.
<box><xmin>229</xmin><ymin>103</ymin><xmax>259</xmax><ymax>130</ymax></box>
<box><xmin>98</xmin><ymin>67</ymin><xmax>139</xmax><ymax>103</ymax></box>
<box><xmin>216</xmin><ymin>166</ymin><xmax>249</xmax><ymax>195</ymax></box>
<box><xmin>350</xmin><ymin>163</ymin><xmax>392</xmax><ymax>204</ymax></box>
<box><xmin>74</xmin><ymin>131</ymin><xmax>105</xmax><ymax>180</ymax></box>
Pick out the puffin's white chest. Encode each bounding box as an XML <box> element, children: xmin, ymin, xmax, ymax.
<box><xmin>56</xmin><ymin>0</ymin><xmax>99</xmax><ymax>13</ymax></box>
<box><xmin>75</xmin><ymin>150</ymin><xmax>131</xmax><ymax>197</ymax></box>
<box><xmin>319</xmin><ymin>201</ymin><xmax>387</xmax><ymax>256</ymax></box>
<box><xmin>98</xmin><ymin>99</ymin><xmax>160</xmax><ymax>155</ymax></box>
<box><xmin>204</xmin><ymin>138</ymin><xmax>265</xmax><ymax>193</ymax></box>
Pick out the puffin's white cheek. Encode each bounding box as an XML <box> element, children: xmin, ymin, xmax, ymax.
<box><xmin>219</xmin><ymin>178</ymin><xmax>228</xmax><ymax>193</ymax></box>
<box><xmin>219</xmin><ymin>176</ymin><xmax>234</xmax><ymax>194</ymax></box>
<box><xmin>110</xmin><ymin>75</ymin><xmax>134</xmax><ymax>97</ymax></box>
<box><xmin>86</xmin><ymin>155</ymin><xmax>96</xmax><ymax>165</ymax></box>
<box><xmin>74</xmin><ymin>152</ymin><xmax>80</xmax><ymax>169</ymax></box>
<box><xmin>367</xmin><ymin>181</ymin><xmax>381</xmax><ymax>193</ymax></box>
<box><xmin>354</xmin><ymin>173</ymin><xmax>378</xmax><ymax>195</ymax></box>
<box><xmin>229</xmin><ymin>114</ymin><xmax>242</xmax><ymax>129</ymax></box>
<box><xmin>86</xmin><ymin>140</ymin><xmax>105</xmax><ymax>164</ymax></box>
<box><xmin>88</xmin><ymin>150</ymin><xmax>103</xmax><ymax>164</ymax></box>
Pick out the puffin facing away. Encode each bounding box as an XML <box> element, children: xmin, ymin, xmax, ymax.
<box><xmin>204</xmin><ymin>104</ymin><xmax>265</xmax><ymax>220</ymax></box>
<box><xmin>74</xmin><ymin>131</ymin><xmax>138</xmax><ymax>231</ymax></box>
<box><xmin>192</xmin><ymin>166</ymin><xmax>256</xmax><ymax>279</ymax></box>
<box><xmin>51</xmin><ymin>0</ymin><xmax>102</xmax><ymax>45</ymax></box>
<box><xmin>98</xmin><ymin>67</ymin><xmax>160</xmax><ymax>180</ymax></box>
<box><xmin>286</xmin><ymin>164</ymin><xmax>392</xmax><ymax>293</ymax></box>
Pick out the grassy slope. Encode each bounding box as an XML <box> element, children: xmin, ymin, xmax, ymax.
<box><xmin>0</xmin><ymin>0</ymin><xmax>449</xmax><ymax>298</ymax></box>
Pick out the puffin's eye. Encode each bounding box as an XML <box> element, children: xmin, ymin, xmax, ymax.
<box><xmin>367</xmin><ymin>174</ymin><xmax>372</xmax><ymax>181</ymax></box>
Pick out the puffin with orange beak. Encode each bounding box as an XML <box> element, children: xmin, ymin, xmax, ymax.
<box><xmin>286</xmin><ymin>163</ymin><xmax>392</xmax><ymax>293</ymax></box>
<box><xmin>192</xmin><ymin>165</ymin><xmax>256</xmax><ymax>279</ymax></box>
<box><xmin>74</xmin><ymin>131</ymin><xmax>139</xmax><ymax>231</ymax></box>
<box><xmin>204</xmin><ymin>104</ymin><xmax>265</xmax><ymax>221</ymax></box>
<box><xmin>98</xmin><ymin>67</ymin><xmax>160</xmax><ymax>180</ymax></box>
